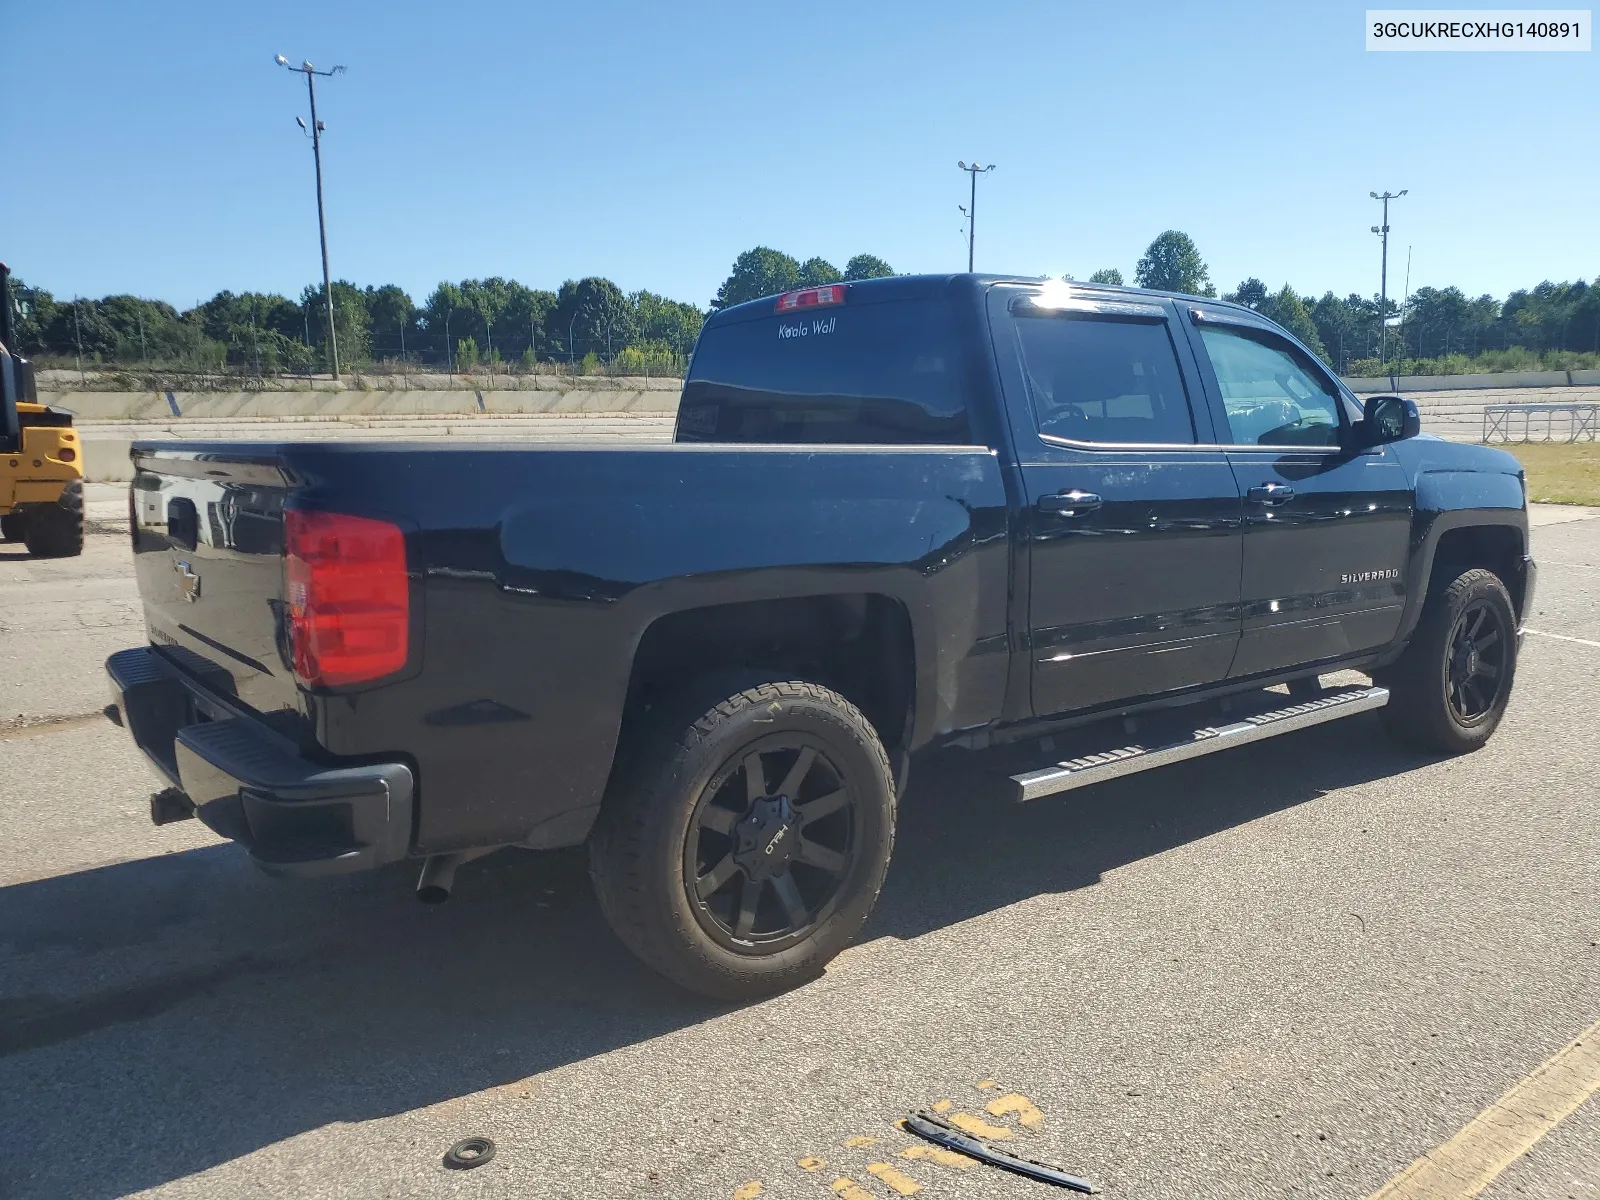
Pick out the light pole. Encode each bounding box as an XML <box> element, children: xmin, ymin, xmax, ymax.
<box><xmin>957</xmin><ymin>161</ymin><xmax>995</xmax><ymax>272</ymax></box>
<box><xmin>1370</xmin><ymin>189</ymin><xmax>1406</xmax><ymax>370</ymax></box>
<box><xmin>277</xmin><ymin>55</ymin><xmax>345</xmax><ymax>381</ymax></box>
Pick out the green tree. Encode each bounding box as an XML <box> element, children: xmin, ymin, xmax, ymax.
<box><xmin>843</xmin><ymin>254</ymin><xmax>894</xmax><ymax>280</ymax></box>
<box><xmin>1135</xmin><ymin>231</ymin><xmax>1214</xmax><ymax>296</ymax></box>
<box><xmin>455</xmin><ymin>335</ymin><xmax>480</xmax><ymax>372</ymax></box>
<box><xmin>364</xmin><ymin>284</ymin><xmax>416</xmax><ymax>360</ymax></box>
<box><xmin>1257</xmin><ymin>285</ymin><xmax>1327</xmax><ymax>357</ymax></box>
<box><xmin>547</xmin><ymin>277</ymin><xmax>636</xmax><ymax>362</ymax></box>
<box><xmin>459</xmin><ymin>277</ymin><xmax>514</xmax><ymax>362</ymax></box>
<box><xmin>299</xmin><ymin>280</ymin><xmax>371</xmax><ymax>369</ymax></box>
<box><xmin>421</xmin><ymin>282</ymin><xmax>466</xmax><ymax>368</ymax></box>
<box><xmin>798</xmin><ymin>257</ymin><xmax>843</xmax><ymax>287</ymax></box>
<box><xmin>712</xmin><ymin>247</ymin><xmax>801</xmax><ymax>309</ymax></box>
<box><xmin>8</xmin><ymin>277</ymin><xmax>59</xmax><ymax>355</ymax></box>
<box><xmin>1310</xmin><ymin>292</ymin><xmax>1376</xmax><ymax>373</ymax></box>
<box><xmin>1087</xmin><ymin>268</ymin><xmax>1124</xmax><ymax>286</ymax></box>
<box><xmin>1224</xmin><ymin>278</ymin><xmax>1268</xmax><ymax>310</ymax></box>
<box><xmin>498</xmin><ymin>283</ymin><xmax>558</xmax><ymax>360</ymax></box>
<box><xmin>631</xmin><ymin>290</ymin><xmax>704</xmax><ymax>358</ymax></box>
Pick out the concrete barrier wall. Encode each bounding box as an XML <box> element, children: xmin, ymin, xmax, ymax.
<box><xmin>1343</xmin><ymin>370</ymin><xmax>1600</xmax><ymax>393</ymax></box>
<box><xmin>42</xmin><ymin>384</ymin><xmax>681</xmax><ymax>421</ymax></box>
<box><xmin>84</xmin><ymin>439</ymin><xmax>137</xmax><ymax>483</ymax></box>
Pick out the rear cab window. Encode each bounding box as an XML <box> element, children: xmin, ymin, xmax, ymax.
<box><xmin>1011</xmin><ymin>308</ymin><xmax>1196</xmax><ymax>445</ymax></box>
<box><xmin>676</xmin><ymin>284</ymin><xmax>970</xmax><ymax>444</ymax></box>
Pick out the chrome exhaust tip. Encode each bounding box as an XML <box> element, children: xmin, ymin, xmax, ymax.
<box><xmin>416</xmin><ymin>847</ymin><xmax>498</xmax><ymax>904</ymax></box>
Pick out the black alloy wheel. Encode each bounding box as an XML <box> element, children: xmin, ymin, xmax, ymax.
<box><xmin>684</xmin><ymin>736</ymin><xmax>857</xmax><ymax>951</ymax></box>
<box><xmin>1444</xmin><ymin>598</ymin><xmax>1508</xmax><ymax>725</ymax></box>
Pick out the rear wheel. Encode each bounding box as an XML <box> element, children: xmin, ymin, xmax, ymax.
<box><xmin>1378</xmin><ymin>567</ymin><xmax>1517</xmax><ymax>754</ymax></box>
<box><xmin>22</xmin><ymin>482</ymin><xmax>84</xmax><ymax>558</ymax></box>
<box><xmin>589</xmin><ymin>677</ymin><xmax>896</xmax><ymax>1000</ymax></box>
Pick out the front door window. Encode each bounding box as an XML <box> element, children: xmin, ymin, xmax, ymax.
<box><xmin>1199</xmin><ymin>326</ymin><xmax>1343</xmax><ymax>447</ymax></box>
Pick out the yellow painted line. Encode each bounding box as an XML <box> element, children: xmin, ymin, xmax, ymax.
<box><xmin>831</xmin><ymin>1177</ymin><xmax>876</xmax><ymax>1200</ymax></box>
<box><xmin>900</xmin><ymin>1144</ymin><xmax>978</xmax><ymax>1170</ymax></box>
<box><xmin>732</xmin><ymin>1183</ymin><xmax>764</xmax><ymax>1200</ymax></box>
<box><xmin>929</xmin><ymin>1099</ymin><xmax>954</xmax><ymax>1113</ymax></box>
<box><xmin>975</xmin><ymin>1078</ymin><xmax>998</xmax><ymax>1091</ymax></box>
<box><xmin>867</xmin><ymin>1162</ymin><xmax>924</xmax><ymax>1195</ymax></box>
<box><xmin>948</xmin><ymin>1111</ymin><xmax>1014</xmax><ymax>1140</ymax></box>
<box><xmin>798</xmin><ymin>1156</ymin><xmax>827</xmax><ymax>1172</ymax></box>
<box><xmin>985</xmin><ymin>1092</ymin><xmax>1044</xmax><ymax>1129</ymax></box>
<box><xmin>843</xmin><ymin>1135</ymin><xmax>880</xmax><ymax>1148</ymax></box>
<box><xmin>1368</xmin><ymin>1016</ymin><xmax>1600</xmax><ymax>1200</ymax></box>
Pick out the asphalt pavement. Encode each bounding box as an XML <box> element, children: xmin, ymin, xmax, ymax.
<box><xmin>0</xmin><ymin>493</ymin><xmax>1596</xmax><ymax>1200</ymax></box>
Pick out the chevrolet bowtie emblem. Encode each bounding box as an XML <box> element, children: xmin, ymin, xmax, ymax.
<box><xmin>175</xmin><ymin>559</ymin><xmax>201</xmax><ymax>602</ymax></box>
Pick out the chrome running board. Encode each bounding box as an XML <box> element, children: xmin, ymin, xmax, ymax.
<box><xmin>1010</xmin><ymin>686</ymin><xmax>1390</xmax><ymax>802</ymax></box>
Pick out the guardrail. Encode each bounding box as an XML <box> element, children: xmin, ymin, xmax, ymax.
<box><xmin>1482</xmin><ymin>403</ymin><xmax>1599</xmax><ymax>443</ymax></box>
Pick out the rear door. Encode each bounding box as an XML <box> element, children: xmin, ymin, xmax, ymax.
<box><xmin>1182</xmin><ymin>306</ymin><xmax>1413</xmax><ymax>676</ymax></box>
<box><xmin>988</xmin><ymin>286</ymin><xmax>1244</xmax><ymax>717</ymax></box>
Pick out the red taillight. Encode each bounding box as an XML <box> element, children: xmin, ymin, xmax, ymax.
<box><xmin>284</xmin><ymin>510</ymin><xmax>409</xmax><ymax>688</ymax></box>
<box><xmin>774</xmin><ymin>284</ymin><xmax>846</xmax><ymax>312</ymax></box>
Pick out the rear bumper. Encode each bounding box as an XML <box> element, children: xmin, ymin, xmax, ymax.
<box><xmin>106</xmin><ymin>646</ymin><xmax>414</xmax><ymax>877</ymax></box>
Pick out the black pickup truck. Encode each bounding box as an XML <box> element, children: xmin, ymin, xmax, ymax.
<box><xmin>107</xmin><ymin>274</ymin><xmax>1535</xmax><ymax>998</ymax></box>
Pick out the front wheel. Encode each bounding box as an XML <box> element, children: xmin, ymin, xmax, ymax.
<box><xmin>1377</xmin><ymin>567</ymin><xmax>1518</xmax><ymax>754</ymax></box>
<box><xmin>589</xmin><ymin>678</ymin><xmax>896</xmax><ymax>1000</ymax></box>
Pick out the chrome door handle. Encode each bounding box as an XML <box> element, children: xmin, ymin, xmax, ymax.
<box><xmin>1037</xmin><ymin>490</ymin><xmax>1103</xmax><ymax>516</ymax></box>
<box><xmin>1247</xmin><ymin>483</ymin><xmax>1296</xmax><ymax>505</ymax></box>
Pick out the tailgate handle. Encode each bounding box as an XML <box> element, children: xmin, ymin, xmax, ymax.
<box><xmin>167</xmin><ymin>497</ymin><xmax>199</xmax><ymax>550</ymax></box>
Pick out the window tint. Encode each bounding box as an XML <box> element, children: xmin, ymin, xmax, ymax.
<box><xmin>676</xmin><ymin>298</ymin><xmax>968</xmax><ymax>444</ymax></box>
<box><xmin>1199</xmin><ymin>326</ymin><xmax>1344</xmax><ymax>447</ymax></box>
<box><xmin>1013</xmin><ymin>314</ymin><xmax>1196</xmax><ymax>445</ymax></box>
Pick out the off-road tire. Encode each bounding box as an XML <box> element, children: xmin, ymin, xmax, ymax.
<box><xmin>0</xmin><ymin>513</ymin><xmax>24</xmax><ymax>542</ymax></box>
<box><xmin>589</xmin><ymin>676</ymin><xmax>896</xmax><ymax>1000</ymax></box>
<box><xmin>21</xmin><ymin>481</ymin><xmax>84</xmax><ymax>558</ymax></box>
<box><xmin>1377</xmin><ymin>567</ymin><xmax>1517</xmax><ymax>754</ymax></box>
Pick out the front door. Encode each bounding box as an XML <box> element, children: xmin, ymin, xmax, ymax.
<box><xmin>1184</xmin><ymin>310</ymin><xmax>1414</xmax><ymax>677</ymax></box>
<box><xmin>990</xmin><ymin>288</ymin><xmax>1244</xmax><ymax>718</ymax></box>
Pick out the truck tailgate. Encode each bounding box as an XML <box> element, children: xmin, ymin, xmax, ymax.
<box><xmin>130</xmin><ymin>448</ymin><xmax>297</xmax><ymax>717</ymax></box>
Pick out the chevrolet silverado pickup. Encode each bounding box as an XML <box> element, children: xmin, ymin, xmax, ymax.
<box><xmin>107</xmin><ymin>274</ymin><xmax>1535</xmax><ymax>998</ymax></box>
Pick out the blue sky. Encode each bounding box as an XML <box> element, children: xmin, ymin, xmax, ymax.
<box><xmin>4</xmin><ymin>1</ymin><xmax>1595</xmax><ymax>310</ymax></box>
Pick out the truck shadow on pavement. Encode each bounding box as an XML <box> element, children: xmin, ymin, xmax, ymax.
<box><xmin>0</xmin><ymin>714</ymin><xmax>1437</xmax><ymax>1199</ymax></box>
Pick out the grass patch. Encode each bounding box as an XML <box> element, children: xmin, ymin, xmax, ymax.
<box><xmin>1496</xmin><ymin>441</ymin><xmax>1600</xmax><ymax>506</ymax></box>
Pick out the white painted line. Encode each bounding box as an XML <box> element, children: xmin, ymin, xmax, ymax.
<box><xmin>1366</xmin><ymin>1016</ymin><xmax>1600</xmax><ymax>1200</ymax></box>
<box><xmin>1524</xmin><ymin>628</ymin><xmax>1600</xmax><ymax>649</ymax></box>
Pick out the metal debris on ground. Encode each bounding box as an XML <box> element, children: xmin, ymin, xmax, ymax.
<box><xmin>442</xmin><ymin>1136</ymin><xmax>497</xmax><ymax>1170</ymax></box>
<box><xmin>904</xmin><ymin>1112</ymin><xmax>1098</xmax><ymax>1193</ymax></box>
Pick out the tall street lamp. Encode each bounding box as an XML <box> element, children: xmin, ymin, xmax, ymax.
<box><xmin>957</xmin><ymin>161</ymin><xmax>996</xmax><ymax>272</ymax></box>
<box><xmin>277</xmin><ymin>55</ymin><xmax>346</xmax><ymax>381</ymax></box>
<box><xmin>1370</xmin><ymin>189</ymin><xmax>1407</xmax><ymax>370</ymax></box>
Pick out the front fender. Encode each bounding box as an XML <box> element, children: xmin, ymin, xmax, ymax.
<box><xmin>1391</xmin><ymin>468</ymin><xmax>1528</xmax><ymax>646</ymax></box>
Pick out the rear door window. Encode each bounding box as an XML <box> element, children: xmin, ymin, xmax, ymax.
<box><xmin>1013</xmin><ymin>313</ymin><xmax>1196</xmax><ymax>445</ymax></box>
<box><xmin>676</xmin><ymin>296</ymin><xmax>969</xmax><ymax>444</ymax></box>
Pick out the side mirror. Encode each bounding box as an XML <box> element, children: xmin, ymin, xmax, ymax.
<box><xmin>1359</xmin><ymin>394</ymin><xmax>1420</xmax><ymax>447</ymax></box>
